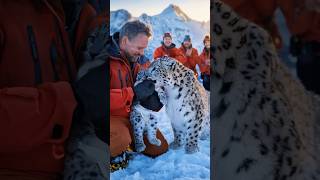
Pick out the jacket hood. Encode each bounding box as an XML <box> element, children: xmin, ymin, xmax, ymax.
<box><xmin>106</xmin><ymin>32</ymin><xmax>122</xmax><ymax>59</ymax></box>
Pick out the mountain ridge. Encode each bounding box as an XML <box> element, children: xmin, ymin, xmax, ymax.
<box><xmin>110</xmin><ymin>4</ymin><xmax>209</xmax><ymax>60</ymax></box>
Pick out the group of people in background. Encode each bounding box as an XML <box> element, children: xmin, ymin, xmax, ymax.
<box><xmin>153</xmin><ymin>32</ymin><xmax>211</xmax><ymax>91</ymax></box>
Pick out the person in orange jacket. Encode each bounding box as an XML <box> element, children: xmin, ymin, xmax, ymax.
<box><xmin>0</xmin><ymin>0</ymin><xmax>99</xmax><ymax>179</ymax></box>
<box><xmin>198</xmin><ymin>35</ymin><xmax>211</xmax><ymax>91</ymax></box>
<box><xmin>153</xmin><ymin>32</ymin><xmax>186</xmax><ymax>63</ymax></box>
<box><xmin>109</xmin><ymin>21</ymin><xmax>168</xmax><ymax>171</ymax></box>
<box><xmin>179</xmin><ymin>35</ymin><xmax>199</xmax><ymax>75</ymax></box>
<box><xmin>222</xmin><ymin>0</ymin><xmax>320</xmax><ymax>94</ymax></box>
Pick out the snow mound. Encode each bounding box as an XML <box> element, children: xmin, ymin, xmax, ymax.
<box><xmin>111</xmin><ymin>139</ymin><xmax>210</xmax><ymax>180</ymax></box>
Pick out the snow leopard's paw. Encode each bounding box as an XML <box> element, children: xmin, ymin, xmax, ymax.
<box><xmin>170</xmin><ymin>141</ymin><xmax>183</xmax><ymax>150</ymax></box>
<box><xmin>135</xmin><ymin>142</ymin><xmax>146</xmax><ymax>152</ymax></box>
<box><xmin>185</xmin><ymin>144</ymin><xmax>199</xmax><ymax>154</ymax></box>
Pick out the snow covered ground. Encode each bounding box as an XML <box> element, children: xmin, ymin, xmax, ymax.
<box><xmin>110</xmin><ymin>139</ymin><xmax>210</xmax><ymax>180</ymax></box>
<box><xmin>110</xmin><ymin>103</ymin><xmax>210</xmax><ymax>180</ymax></box>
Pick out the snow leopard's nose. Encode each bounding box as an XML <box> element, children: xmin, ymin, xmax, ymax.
<box><xmin>134</xmin><ymin>79</ymin><xmax>155</xmax><ymax>101</ymax></box>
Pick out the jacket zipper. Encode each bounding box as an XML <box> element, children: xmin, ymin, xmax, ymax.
<box><xmin>26</xmin><ymin>25</ymin><xmax>42</xmax><ymax>85</ymax></box>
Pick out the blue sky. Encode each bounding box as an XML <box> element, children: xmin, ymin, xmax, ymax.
<box><xmin>110</xmin><ymin>0</ymin><xmax>210</xmax><ymax>22</ymax></box>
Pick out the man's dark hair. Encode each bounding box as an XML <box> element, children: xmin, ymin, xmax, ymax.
<box><xmin>119</xmin><ymin>20</ymin><xmax>152</xmax><ymax>41</ymax></box>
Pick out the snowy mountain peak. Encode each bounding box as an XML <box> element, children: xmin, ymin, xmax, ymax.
<box><xmin>111</xmin><ymin>9</ymin><xmax>131</xmax><ymax>18</ymax></box>
<box><xmin>139</xmin><ymin>13</ymin><xmax>150</xmax><ymax>20</ymax></box>
<box><xmin>110</xmin><ymin>9</ymin><xmax>132</xmax><ymax>34</ymax></box>
<box><xmin>110</xmin><ymin>5</ymin><xmax>209</xmax><ymax>60</ymax></box>
<box><xmin>159</xmin><ymin>4</ymin><xmax>191</xmax><ymax>21</ymax></box>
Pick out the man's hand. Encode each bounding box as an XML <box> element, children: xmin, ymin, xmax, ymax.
<box><xmin>140</xmin><ymin>91</ymin><xmax>163</xmax><ymax>111</ymax></box>
<box><xmin>134</xmin><ymin>79</ymin><xmax>163</xmax><ymax>111</ymax></box>
<box><xmin>133</xmin><ymin>79</ymin><xmax>155</xmax><ymax>101</ymax></box>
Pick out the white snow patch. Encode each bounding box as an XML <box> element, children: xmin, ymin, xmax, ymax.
<box><xmin>111</xmin><ymin>139</ymin><xmax>210</xmax><ymax>180</ymax></box>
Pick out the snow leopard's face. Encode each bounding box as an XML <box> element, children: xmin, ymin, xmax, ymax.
<box><xmin>140</xmin><ymin>56</ymin><xmax>178</xmax><ymax>86</ymax></box>
<box><xmin>148</xmin><ymin>57</ymin><xmax>176</xmax><ymax>76</ymax></box>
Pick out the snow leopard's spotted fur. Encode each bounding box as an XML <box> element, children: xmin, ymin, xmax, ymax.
<box><xmin>63</xmin><ymin>115</ymin><xmax>108</xmax><ymax>180</ymax></box>
<box><xmin>212</xmin><ymin>1</ymin><xmax>320</xmax><ymax>180</ymax></box>
<box><xmin>129</xmin><ymin>103</ymin><xmax>164</xmax><ymax>152</ymax></box>
<box><xmin>132</xmin><ymin>56</ymin><xmax>210</xmax><ymax>154</ymax></box>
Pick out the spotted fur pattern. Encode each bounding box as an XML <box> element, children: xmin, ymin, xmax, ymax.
<box><xmin>130</xmin><ymin>104</ymin><xmax>163</xmax><ymax>152</ymax></box>
<box><xmin>63</xmin><ymin>120</ymin><xmax>108</xmax><ymax>180</ymax></box>
<box><xmin>135</xmin><ymin>56</ymin><xmax>210</xmax><ymax>154</ymax></box>
<box><xmin>212</xmin><ymin>1</ymin><xmax>320</xmax><ymax>180</ymax></box>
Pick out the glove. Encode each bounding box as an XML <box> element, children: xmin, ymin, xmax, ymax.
<box><xmin>140</xmin><ymin>91</ymin><xmax>163</xmax><ymax>112</ymax></box>
<box><xmin>133</xmin><ymin>79</ymin><xmax>156</xmax><ymax>101</ymax></box>
<box><xmin>134</xmin><ymin>79</ymin><xmax>163</xmax><ymax>111</ymax></box>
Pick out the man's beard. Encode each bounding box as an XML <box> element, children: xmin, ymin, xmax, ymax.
<box><xmin>184</xmin><ymin>44</ymin><xmax>192</xmax><ymax>49</ymax></box>
<box><xmin>124</xmin><ymin>51</ymin><xmax>138</xmax><ymax>63</ymax></box>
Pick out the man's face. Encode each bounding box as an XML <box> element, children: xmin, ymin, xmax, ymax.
<box><xmin>204</xmin><ymin>40</ymin><xmax>210</xmax><ymax>49</ymax></box>
<box><xmin>163</xmin><ymin>37</ymin><xmax>172</xmax><ymax>47</ymax></box>
<box><xmin>121</xmin><ymin>33</ymin><xmax>149</xmax><ymax>63</ymax></box>
<box><xmin>183</xmin><ymin>40</ymin><xmax>191</xmax><ymax>48</ymax></box>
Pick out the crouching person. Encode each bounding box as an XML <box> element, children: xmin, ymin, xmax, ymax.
<box><xmin>109</xmin><ymin>21</ymin><xmax>168</xmax><ymax>171</ymax></box>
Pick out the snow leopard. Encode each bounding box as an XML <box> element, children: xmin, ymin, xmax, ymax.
<box><xmin>133</xmin><ymin>56</ymin><xmax>210</xmax><ymax>154</ymax></box>
<box><xmin>212</xmin><ymin>1</ymin><xmax>320</xmax><ymax>180</ymax></box>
